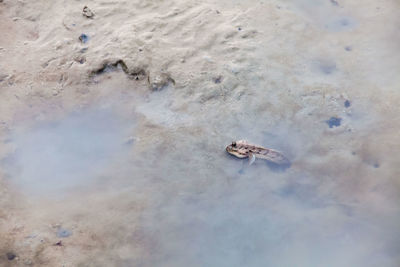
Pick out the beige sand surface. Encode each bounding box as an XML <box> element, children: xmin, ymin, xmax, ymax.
<box><xmin>1</xmin><ymin>0</ymin><xmax>400</xmax><ymax>266</ymax></box>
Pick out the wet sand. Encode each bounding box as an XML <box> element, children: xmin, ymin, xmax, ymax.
<box><xmin>0</xmin><ymin>0</ymin><xmax>400</xmax><ymax>266</ymax></box>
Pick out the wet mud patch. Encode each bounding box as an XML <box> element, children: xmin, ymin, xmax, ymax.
<box><xmin>90</xmin><ymin>59</ymin><xmax>147</xmax><ymax>81</ymax></box>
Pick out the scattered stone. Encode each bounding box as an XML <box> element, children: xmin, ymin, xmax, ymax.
<box><xmin>6</xmin><ymin>252</ymin><xmax>16</xmax><ymax>260</ymax></box>
<box><xmin>148</xmin><ymin>73</ymin><xmax>175</xmax><ymax>91</ymax></box>
<box><xmin>54</xmin><ymin>241</ymin><xmax>63</xmax><ymax>246</ymax></box>
<box><xmin>344</xmin><ymin>100</ymin><xmax>351</xmax><ymax>108</ymax></box>
<box><xmin>56</xmin><ymin>228</ymin><xmax>72</xmax><ymax>238</ymax></box>
<box><xmin>82</xmin><ymin>6</ymin><xmax>94</xmax><ymax>18</ymax></box>
<box><xmin>326</xmin><ymin>117</ymin><xmax>342</xmax><ymax>128</ymax></box>
<box><xmin>79</xmin><ymin>34</ymin><xmax>89</xmax><ymax>43</ymax></box>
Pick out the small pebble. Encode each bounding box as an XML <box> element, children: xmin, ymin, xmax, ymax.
<box><xmin>344</xmin><ymin>100</ymin><xmax>351</xmax><ymax>108</ymax></box>
<box><xmin>6</xmin><ymin>252</ymin><xmax>16</xmax><ymax>260</ymax></box>
<box><xmin>373</xmin><ymin>163</ymin><xmax>380</xmax><ymax>168</ymax></box>
<box><xmin>326</xmin><ymin>117</ymin><xmax>342</xmax><ymax>128</ymax></box>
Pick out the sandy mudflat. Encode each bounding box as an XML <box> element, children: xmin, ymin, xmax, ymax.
<box><xmin>0</xmin><ymin>0</ymin><xmax>400</xmax><ymax>266</ymax></box>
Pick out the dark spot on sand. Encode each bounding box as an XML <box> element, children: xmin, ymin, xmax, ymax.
<box><xmin>320</xmin><ymin>62</ymin><xmax>337</xmax><ymax>74</ymax></box>
<box><xmin>54</xmin><ymin>241</ymin><xmax>63</xmax><ymax>246</ymax></box>
<box><xmin>373</xmin><ymin>163</ymin><xmax>380</xmax><ymax>168</ymax></box>
<box><xmin>74</xmin><ymin>56</ymin><xmax>86</xmax><ymax>64</ymax></box>
<box><xmin>238</xmin><ymin>27</ymin><xmax>242</xmax><ymax>31</ymax></box>
<box><xmin>57</xmin><ymin>228</ymin><xmax>72</xmax><ymax>238</ymax></box>
<box><xmin>6</xmin><ymin>252</ymin><xmax>16</xmax><ymax>260</ymax></box>
<box><xmin>344</xmin><ymin>100</ymin><xmax>351</xmax><ymax>108</ymax></box>
<box><xmin>326</xmin><ymin>117</ymin><xmax>342</xmax><ymax>128</ymax></box>
<box><xmin>330</xmin><ymin>0</ymin><xmax>339</xmax><ymax>6</ymax></box>
<box><xmin>213</xmin><ymin>75</ymin><xmax>223</xmax><ymax>84</ymax></box>
<box><xmin>345</xmin><ymin>46</ymin><xmax>352</xmax><ymax>51</ymax></box>
<box><xmin>79</xmin><ymin>34</ymin><xmax>89</xmax><ymax>43</ymax></box>
<box><xmin>340</xmin><ymin>18</ymin><xmax>349</xmax><ymax>26</ymax></box>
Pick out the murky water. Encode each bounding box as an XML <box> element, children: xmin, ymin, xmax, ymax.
<box><xmin>1</xmin><ymin>0</ymin><xmax>400</xmax><ymax>266</ymax></box>
<box><xmin>3</xmin><ymin>84</ymin><xmax>399</xmax><ymax>266</ymax></box>
<box><xmin>3</xmin><ymin>109</ymin><xmax>134</xmax><ymax>197</ymax></box>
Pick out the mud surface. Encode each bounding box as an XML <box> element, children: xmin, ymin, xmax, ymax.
<box><xmin>0</xmin><ymin>0</ymin><xmax>399</xmax><ymax>266</ymax></box>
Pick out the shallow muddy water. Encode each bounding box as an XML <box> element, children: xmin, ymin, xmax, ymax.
<box><xmin>0</xmin><ymin>0</ymin><xmax>399</xmax><ymax>266</ymax></box>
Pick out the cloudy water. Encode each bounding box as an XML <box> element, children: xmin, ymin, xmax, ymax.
<box><xmin>2</xmin><ymin>109</ymin><xmax>134</xmax><ymax>197</ymax></box>
<box><xmin>0</xmin><ymin>0</ymin><xmax>399</xmax><ymax>266</ymax></box>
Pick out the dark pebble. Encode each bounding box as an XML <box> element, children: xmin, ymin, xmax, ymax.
<box><xmin>344</xmin><ymin>100</ymin><xmax>351</xmax><ymax>108</ymax></box>
<box><xmin>345</xmin><ymin>46</ymin><xmax>352</xmax><ymax>51</ymax></box>
<box><xmin>373</xmin><ymin>163</ymin><xmax>380</xmax><ymax>168</ymax></box>
<box><xmin>79</xmin><ymin>34</ymin><xmax>89</xmax><ymax>43</ymax></box>
<box><xmin>6</xmin><ymin>252</ymin><xmax>16</xmax><ymax>260</ymax></box>
<box><xmin>57</xmin><ymin>228</ymin><xmax>72</xmax><ymax>238</ymax></box>
<box><xmin>326</xmin><ymin>117</ymin><xmax>342</xmax><ymax>128</ymax></box>
<box><xmin>238</xmin><ymin>27</ymin><xmax>242</xmax><ymax>31</ymax></box>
